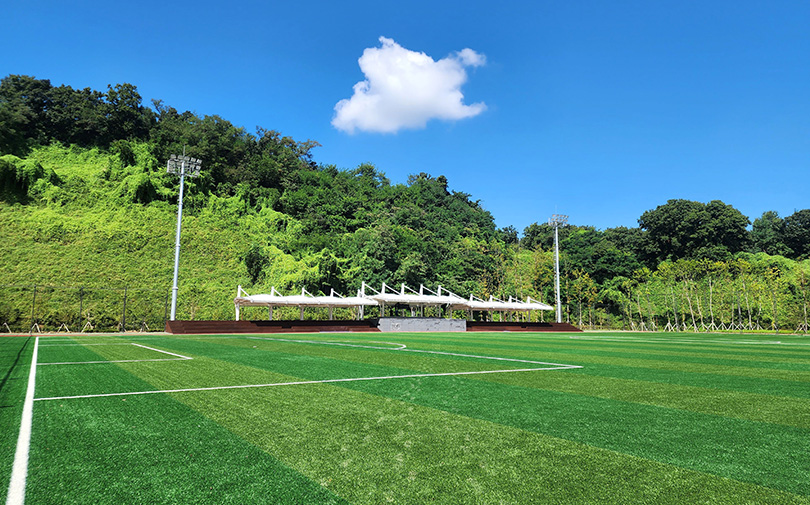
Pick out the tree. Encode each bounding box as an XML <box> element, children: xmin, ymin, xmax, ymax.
<box><xmin>497</xmin><ymin>226</ymin><xmax>518</xmax><ymax>244</ymax></box>
<box><xmin>751</xmin><ymin>211</ymin><xmax>791</xmax><ymax>257</ymax></box>
<box><xmin>638</xmin><ymin>199</ymin><xmax>750</xmax><ymax>265</ymax></box>
<box><xmin>104</xmin><ymin>83</ymin><xmax>153</xmax><ymax>142</ymax></box>
<box><xmin>783</xmin><ymin>209</ymin><xmax>810</xmax><ymax>259</ymax></box>
<box><xmin>603</xmin><ymin>226</ymin><xmax>643</xmax><ymax>256</ymax></box>
<box><xmin>47</xmin><ymin>85</ymin><xmax>109</xmax><ymax>146</ymax></box>
<box><xmin>521</xmin><ymin>222</ymin><xmax>553</xmax><ymax>250</ymax></box>
<box><xmin>0</xmin><ymin>75</ymin><xmax>52</xmax><ymax>155</ymax></box>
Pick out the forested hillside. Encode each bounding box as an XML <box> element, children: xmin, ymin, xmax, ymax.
<box><xmin>1</xmin><ymin>74</ymin><xmax>808</xmax><ymax>332</ymax></box>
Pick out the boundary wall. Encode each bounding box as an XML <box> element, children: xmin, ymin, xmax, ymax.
<box><xmin>165</xmin><ymin>319</ymin><xmax>582</xmax><ymax>334</ymax></box>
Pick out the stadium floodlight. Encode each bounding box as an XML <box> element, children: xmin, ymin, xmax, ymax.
<box><xmin>549</xmin><ymin>214</ymin><xmax>568</xmax><ymax>324</ymax></box>
<box><xmin>167</xmin><ymin>149</ymin><xmax>202</xmax><ymax>321</ymax></box>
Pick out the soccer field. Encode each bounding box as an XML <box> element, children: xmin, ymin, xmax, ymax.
<box><xmin>2</xmin><ymin>331</ymin><xmax>810</xmax><ymax>504</ymax></box>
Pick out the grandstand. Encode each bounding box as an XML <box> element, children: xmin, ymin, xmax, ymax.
<box><xmin>163</xmin><ymin>283</ymin><xmax>581</xmax><ymax>334</ymax></box>
<box><xmin>233</xmin><ymin>283</ymin><xmax>554</xmax><ymax>322</ymax></box>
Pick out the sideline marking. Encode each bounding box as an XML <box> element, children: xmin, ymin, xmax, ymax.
<box><xmin>37</xmin><ymin>343</ymin><xmax>193</xmax><ymax>365</ymax></box>
<box><xmin>6</xmin><ymin>337</ymin><xmax>38</xmax><ymax>505</ymax></box>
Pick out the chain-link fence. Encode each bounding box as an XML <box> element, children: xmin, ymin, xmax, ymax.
<box><xmin>0</xmin><ymin>285</ymin><xmax>170</xmax><ymax>333</ymax></box>
<box><xmin>1</xmin><ymin>282</ymin><xmax>806</xmax><ymax>334</ymax></box>
<box><xmin>562</xmin><ymin>290</ymin><xmax>809</xmax><ymax>334</ymax></box>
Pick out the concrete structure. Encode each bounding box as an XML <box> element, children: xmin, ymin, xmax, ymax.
<box><xmin>377</xmin><ymin>317</ymin><xmax>467</xmax><ymax>332</ymax></box>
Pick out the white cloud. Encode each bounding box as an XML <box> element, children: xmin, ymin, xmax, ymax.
<box><xmin>332</xmin><ymin>37</ymin><xmax>486</xmax><ymax>134</ymax></box>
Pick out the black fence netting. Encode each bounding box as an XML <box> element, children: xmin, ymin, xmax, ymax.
<box><xmin>0</xmin><ymin>285</ymin><xmax>169</xmax><ymax>333</ymax></box>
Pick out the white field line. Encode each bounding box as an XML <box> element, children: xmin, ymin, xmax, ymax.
<box><xmin>38</xmin><ymin>359</ymin><xmax>189</xmax><ymax>366</ymax></box>
<box><xmin>367</xmin><ymin>341</ymin><xmax>408</xmax><ymax>349</ymax></box>
<box><xmin>569</xmin><ymin>335</ymin><xmax>810</xmax><ymax>346</ymax></box>
<box><xmin>33</xmin><ymin>337</ymin><xmax>581</xmax><ymax>402</ymax></box>
<box><xmin>38</xmin><ymin>343</ymin><xmax>137</xmax><ymax>347</ymax></box>
<box><xmin>248</xmin><ymin>337</ymin><xmax>409</xmax><ymax>352</ymax></box>
<box><xmin>249</xmin><ymin>336</ymin><xmax>577</xmax><ymax>368</ymax></box>
<box><xmin>33</xmin><ymin>365</ymin><xmax>580</xmax><ymax>402</ymax></box>
<box><xmin>37</xmin><ymin>343</ymin><xmax>193</xmax><ymax>366</ymax></box>
<box><xmin>6</xmin><ymin>337</ymin><xmax>38</xmax><ymax>505</ymax></box>
<box><xmin>131</xmin><ymin>344</ymin><xmax>193</xmax><ymax>359</ymax></box>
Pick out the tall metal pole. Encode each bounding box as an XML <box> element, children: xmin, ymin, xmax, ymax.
<box><xmin>554</xmin><ymin>224</ymin><xmax>562</xmax><ymax>323</ymax></box>
<box><xmin>549</xmin><ymin>214</ymin><xmax>568</xmax><ymax>324</ymax></box>
<box><xmin>169</xmin><ymin>158</ymin><xmax>186</xmax><ymax>321</ymax></box>
<box><xmin>167</xmin><ymin>149</ymin><xmax>202</xmax><ymax>321</ymax></box>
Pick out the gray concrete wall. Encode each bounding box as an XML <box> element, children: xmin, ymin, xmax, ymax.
<box><xmin>377</xmin><ymin>317</ymin><xmax>466</xmax><ymax>332</ymax></box>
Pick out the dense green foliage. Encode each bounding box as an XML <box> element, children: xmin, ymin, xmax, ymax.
<box><xmin>1</xmin><ymin>74</ymin><xmax>808</xmax><ymax>330</ymax></box>
<box><xmin>14</xmin><ymin>332</ymin><xmax>810</xmax><ymax>503</ymax></box>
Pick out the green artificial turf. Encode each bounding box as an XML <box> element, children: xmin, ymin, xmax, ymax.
<box><xmin>6</xmin><ymin>332</ymin><xmax>810</xmax><ymax>504</ymax></box>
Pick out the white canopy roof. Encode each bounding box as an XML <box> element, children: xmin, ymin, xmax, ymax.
<box><xmin>364</xmin><ymin>282</ymin><xmax>467</xmax><ymax>308</ymax></box>
<box><xmin>235</xmin><ymin>287</ymin><xmax>378</xmax><ymax>309</ymax></box>
<box><xmin>465</xmin><ymin>296</ymin><xmax>553</xmax><ymax>312</ymax></box>
<box><xmin>234</xmin><ymin>284</ymin><xmax>552</xmax><ymax>313</ymax></box>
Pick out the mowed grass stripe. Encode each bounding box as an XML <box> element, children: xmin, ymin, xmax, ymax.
<box><xmin>487</xmin><ymin>368</ymin><xmax>810</xmax><ymax>429</ymax></box>
<box><xmin>29</xmin><ymin>342</ymin><xmax>348</xmax><ymax>505</ymax></box>
<box><xmin>340</xmin><ymin>372</ymin><xmax>810</xmax><ymax>496</ymax></box>
<box><xmin>521</xmin><ymin>345</ymin><xmax>810</xmax><ymax>372</ymax></box>
<box><xmin>420</xmin><ymin>337</ymin><xmax>810</xmax><ymax>400</ymax></box>
<box><xmin>535</xmin><ymin>344</ymin><xmax>810</xmax><ymax>369</ymax></box>
<box><xmin>86</xmin><ymin>336</ymin><xmax>810</xmax><ymax>497</ymax></box>
<box><xmin>382</xmin><ymin>332</ymin><xmax>810</xmax><ymax>360</ymax></box>
<box><xmin>573</xmin><ymin>363</ymin><xmax>810</xmax><ymax>400</ymax></box>
<box><xmin>385</xmin><ymin>335</ymin><xmax>810</xmax><ymax>378</ymax></box>
<box><xmin>314</xmin><ymin>332</ymin><xmax>810</xmax><ymax>376</ymax></box>
<box><xmin>28</xmin><ymin>395</ymin><xmax>349</xmax><ymax>504</ymax></box>
<box><xmin>439</xmin><ymin>343</ymin><xmax>810</xmax><ymax>383</ymax></box>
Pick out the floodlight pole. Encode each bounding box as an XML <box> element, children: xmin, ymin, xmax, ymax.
<box><xmin>167</xmin><ymin>148</ymin><xmax>202</xmax><ymax>321</ymax></box>
<box><xmin>549</xmin><ymin>214</ymin><xmax>568</xmax><ymax>324</ymax></box>
<box><xmin>170</xmin><ymin>166</ymin><xmax>185</xmax><ymax>321</ymax></box>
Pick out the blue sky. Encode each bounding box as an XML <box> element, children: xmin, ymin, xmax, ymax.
<box><xmin>4</xmin><ymin>0</ymin><xmax>808</xmax><ymax>233</ymax></box>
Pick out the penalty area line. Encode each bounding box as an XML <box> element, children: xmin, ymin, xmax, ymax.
<box><xmin>36</xmin><ymin>343</ymin><xmax>193</xmax><ymax>365</ymax></box>
<box><xmin>37</xmin><ymin>358</ymin><xmax>191</xmax><ymax>366</ymax></box>
<box><xmin>33</xmin><ymin>364</ymin><xmax>582</xmax><ymax>402</ymax></box>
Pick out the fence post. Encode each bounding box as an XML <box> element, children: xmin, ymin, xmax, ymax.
<box><xmin>31</xmin><ymin>285</ymin><xmax>37</xmax><ymax>332</ymax></box>
<box><xmin>121</xmin><ymin>285</ymin><xmax>128</xmax><ymax>332</ymax></box>
<box><xmin>79</xmin><ymin>287</ymin><xmax>84</xmax><ymax>327</ymax></box>
<box><xmin>163</xmin><ymin>287</ymin><xmax>170</xmax><ymax>324</ymax></box>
